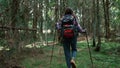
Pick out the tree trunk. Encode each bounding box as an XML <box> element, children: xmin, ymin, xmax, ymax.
<box><xmin>55</xmin><ymin>0</ymin><xmax>59</xmax><ymax>43</ymax></box>
<box><xmin>81</xmin><ymin>1</ymin><xmax>85</xmax><ymax>27</ymax></box>
<box><xmin>38</xmin><ymin>0</ymin><xmax>44</xmax><ymax>45</ymax></box>
<box><xmin>10</xmin><ymin>0</ymin><xmax>19</xmax><ymax>49</ymax></box>
<box><xmin>103</xmin><ymin>0</ymin><xmax>110</xmax><ymax>39</ymax></box>
<box><xmin>33</xmin><ymin>0</ymin><xmax>38</xmax><ymax>39</ymax></box>
<box><xmin>95</xmin><ymin>0</ymin><xmax>101</xmax><ymax>51</ymax></box>
<box><xmin>60</xmin><ymin>0</ymin><xmax>65</xmax><ymax>17</ymax></box>
<box><xmin>92</xmin><ymin>0</ymin><xmax>96</xmax><ymax>47</ymax></box>
<box><xmin>24</xmin><ymin>0</ymin><xmax>30</xmax><ymax>42</ymax></box>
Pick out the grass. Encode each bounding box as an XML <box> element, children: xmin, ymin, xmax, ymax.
<box><xmin>20</xmin><ymin>41</ymin><xmax>120</xmax><ymax>68</ymax></box>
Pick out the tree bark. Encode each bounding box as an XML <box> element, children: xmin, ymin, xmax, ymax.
<box><xmin>95</xmin><ymin>0</ymin><xmax>101</xmax><ymax>51</ymax></box>
<box><xmin>33</xmin><ymin>0</ymin><xmax>38</xmax><ymax>39</ymax></box>
<box><xmin>103</xmin><ymin>0</ymin><xmax>110</xmax><ymax>39</ymax></box>
<box><xmin>10</xmin><ymin>0</ymin><xmax>20</xmax><ymax>49</ymax></box>
<box><xmin>92</xmin><ymin>0</ymin><xmax>96</xmax><ymax>47</ymax></box>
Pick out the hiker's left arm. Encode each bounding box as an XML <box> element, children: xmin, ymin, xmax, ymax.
<box><xmin>75</xmin><ymin>18</ymin><xmax>86</xmax><ymax>33</ymax></box>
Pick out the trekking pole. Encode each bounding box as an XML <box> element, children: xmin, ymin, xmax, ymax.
<box><xmin>85</xmin><ymin>31</ymin><xmax>94</xmax><ymax>68</ymax></box>
<box><xmin>50</xmin><ymin>28</ymin><xmax>56</xmax><ymax>66</ymax></box>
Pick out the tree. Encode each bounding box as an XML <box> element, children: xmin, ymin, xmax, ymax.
<box><xmin>103</xmin><ymin>0</ymin><xmax>110</xmax><ymax>39</ymax></box>
<box><xmin>95</xmin><ymin>0</ymin><xmax>101</xmax><ymax>51</ymax></box>
<box><xmin>92</xmin><ymin>0</ymin><xmax>97</xmax><ymax>47</ymax></box>
<box><xmin>32</xmin><ymin>0</ymin><xmax>38</xmax><ymax>39</ymax></box>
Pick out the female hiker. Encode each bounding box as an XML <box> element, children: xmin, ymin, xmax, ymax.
<box><xmin>56</xmin><ymin>7</ymin><xmax>86</xmax><ymax>68</ymax></box>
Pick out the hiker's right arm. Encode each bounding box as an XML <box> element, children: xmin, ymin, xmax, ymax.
<box><xmin>56</xmin><ymin>22</ymin><xmax>61</xmax><ymax>30</ymax></box>
<box><xmin>55</xmin><ymin>21</ymin><xmax>62</xmax><ymax>30</ymax></box>
<box><xmin>55</xmin><ymin>17</ymin><xmax>64</xmax><ymax>30</ymax></box>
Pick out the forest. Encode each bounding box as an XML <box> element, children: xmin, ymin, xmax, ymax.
<box><xmin>0</xmin><ymin>0</ymin><xmax>120</xmax><ymax>68</ymax></box>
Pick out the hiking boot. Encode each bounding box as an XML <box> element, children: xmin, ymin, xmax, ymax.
<box><xmin>71</xmin><ymin>59</ymin><xmax>76</xmax><ymax>68</ymax></box>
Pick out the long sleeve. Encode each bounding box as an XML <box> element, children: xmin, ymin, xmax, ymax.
<box><xmin>55</xmin><ymin>21</ymin><xmax>62</xmax><ymax>30</ymax></box>
<box><xmin>74</xmin><ymin>17</ymin><xmax>85</xmax><ymax>33</ymax></box>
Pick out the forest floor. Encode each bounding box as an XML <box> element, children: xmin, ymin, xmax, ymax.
<box><xmin>0</xmin><ymin>37</ymin><xmax>120</xmax><ymax>68</ymax></box>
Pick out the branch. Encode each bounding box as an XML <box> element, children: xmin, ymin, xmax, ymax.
<box><xmin>0</xmin><ymin>26</ymin><xmax>37</xmax><ymax>31</ymax></box>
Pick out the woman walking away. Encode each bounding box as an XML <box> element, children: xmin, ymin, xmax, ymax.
<box><xmin>56</xmin><ymin>7</ymin><xmax>86</xmax><ymax>68</ymax></box>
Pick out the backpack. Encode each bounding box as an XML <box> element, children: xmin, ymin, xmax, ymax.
<box><xmin>61</xmin><ymin>14</ymin><xmax>76</xmax><ymax>39</ymax></box>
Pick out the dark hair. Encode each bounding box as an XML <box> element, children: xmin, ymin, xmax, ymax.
<box><xmin>64</xmin><ymin>7</ymin><xmax>73</xmax><ymax>15</ymax></box>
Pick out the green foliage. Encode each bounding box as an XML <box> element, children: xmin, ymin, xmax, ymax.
<box><xmin>110</xmin><ymin>0</ymin><xmax>120</xmax><ymax>26</ymax></box>
<box><xmin>0</xmin><ymin>39</ymin><xmax>7</xmax><ymax>47</ymax></box>
<box><xmin>20</xmin><ymin>42</ymin><xmax>120</xmax><ymax>68</ymax></box>
<box><xmin>0</xmin><ymin>0</ymin><xmax>120</xmax><ymax>67</ymax></box>
<box><xmin>22</xmin><ymin>58</ymin><xmax>42</xmax><ymax>68</ymax></box>
<box><xmin>49</xmin><ymin>1</ymin><xmax>56</xmax><ymax>7</ymax></box>
<box><xmin>0</xmin><ymin>0</ymin><xmax>9</xmax><ymax>8</ymax></box>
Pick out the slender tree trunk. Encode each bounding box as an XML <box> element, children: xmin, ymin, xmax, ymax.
<box><xmin>45</xmin><ymin>0</ymin><xmax>49</xmax><ymax>45</ymax></box>
<box><xmin>38</xmin><ymin>0</ymin><xmax>43</xmax><ymax>34</ymax></box>
<box><xmin>24</xmin><ymin>0</ymin><xmax>30</xmax><ymax>42</ymax></box>
<box><xmin>106</xmin><ymin>0</ymin><xmax>110</xmax><ymax>39</ymax></box>
<box><xmin>95</xmin><ymin>0</ymin><xmax>101</xmax><ymax>51</ymax></box>
<box><xmin>10</xmin><ymin>0</ymin><xmax>19</xmax><ymax>49</ymax></box>
<box><xmin>81</xmin><ymin>1</ymin><xmax>85</xmax><ymax>27</ymax></box>
<box><xmin>55</xmin><ymin>0</ymin><xmax>60</xmax><ymax>43</ymax></box>
<box><xmin>33</xmin><ymin>0</ymin><xmax>38</xmax><ymax>39</ymax></box>
<box><xmin>38</xmin><ymin>0</ymin><xmax>44</xmax><ymax>45</ymax></box>
<box><xmin>92</xmin><ymin>0</ymin><xmax>96</xmax><ymax>47</ymax></box>
<box><xmin>60</xmin><ymin>0</ymin><xmax>65</xmax><ymax>17</ymax></box>
<box><xmin>103</xmin><ymin>0</ymin><xmax>110</xmax><ymax>39</ymax></box>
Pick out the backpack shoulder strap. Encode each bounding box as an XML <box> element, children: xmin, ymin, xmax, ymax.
<box><xmin>72</xmin><ymin>14</ymin><xmax>80</xmax><ymax>26</ymax></box>
<box><xmin>72</xmin><ymin>15</ymin><xmax>77</xmax><ymax>25</ymax></box>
